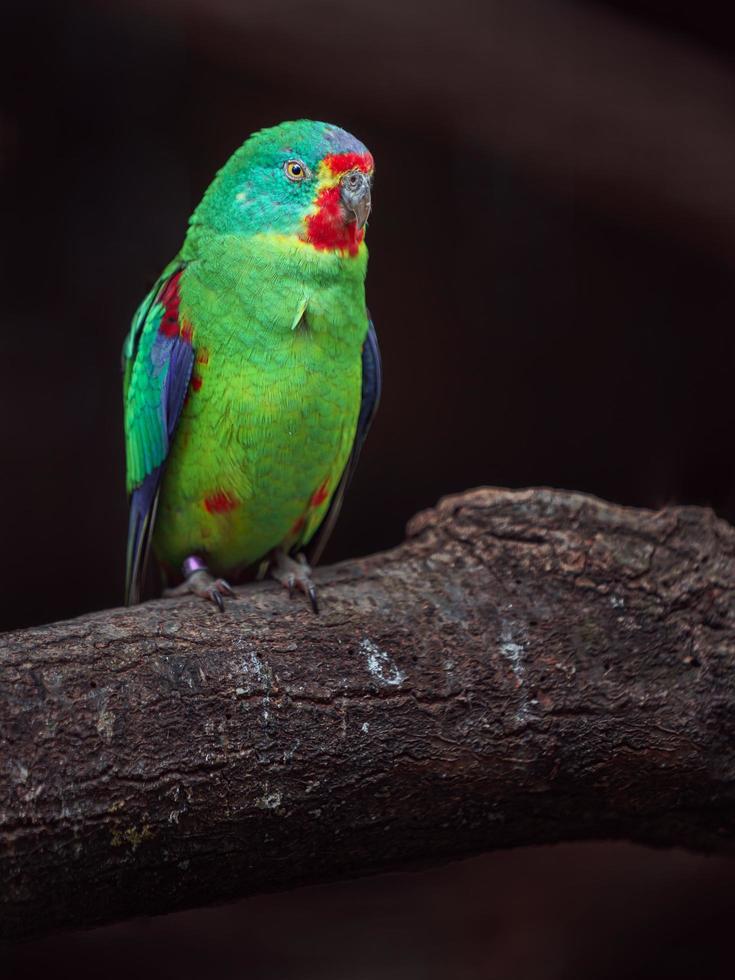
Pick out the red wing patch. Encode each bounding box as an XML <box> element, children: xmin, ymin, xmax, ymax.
<box><xmin>157</xmin><ymin>271</ymin><xmax>182</xmax><ymax>337</ymax></box>
<box><xmin>157</xmin><ymin>270</ymin><xmax>194</xmax><ymax>343</ymax></box>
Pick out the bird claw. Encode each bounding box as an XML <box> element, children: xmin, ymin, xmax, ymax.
<box><xmin>270</xmin><ymin>549</ymin><xmax>320</xmax><ymax>614</ymax></box>
<box><xmin>164</xmin><ymin>560</ymin><xmax>236</xmax><ymax>612</ymax></box>
<box><xmin>209</xmin><ymin>588</ymin><xmax>225</xmax><ymax>612</ymax></box>
<box><xmin>215</xmin><ymin>578</ymin><xmax>237</xmax><ymax>598</ymax></box>
<box><xmin>307</xmin><ymin>584</ymin><xmax>319</xmax><ymax>615</ymax></box>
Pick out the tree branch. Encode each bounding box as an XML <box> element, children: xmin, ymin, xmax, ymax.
<box><xmin>2</xmin><ymin>487</ymin><xmax>735</xmax><ymax>940</ymax></box>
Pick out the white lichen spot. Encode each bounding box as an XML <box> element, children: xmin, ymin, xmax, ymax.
<box><xmin>241</xmin><ymin>649</ymin><xmax>268</xmax><ymax>684</ymax></box>
<box><xmin>610</xmin><ymin>595</ymin><xmax>625</xmax><ymax>609</ymax></box>
<box><xmin>360</xmin><ymin>638</ymin><xmax>405</xmax><ymax>686</ymax></box>
<box><xmin>361</xmin><ymin>722</ymin><xmax>370</xmax><ymax>734</ymax></box>
<box><xmin>258</xmin><ymin>784</ymin><xmax>283</xmax><ymax>811</ymax></box>
<box><xmin>97</xmin><ymin>705</ymin><xmax>115</xmax><ymax>740</ymax></box>
<box><xmin>499</xmin><ymin>618</ymin><xmax>535</xmax><ymax>724</ymax></box>
<box><xmin>237</xmin><ymin>643</ymin><xmax>273</xmax><ymax>724</ymax></box>
<box><xmin>500</xmin><ymin>623</ymin><xmax>525</xmax><ymax>682</ymax></box>
<box><xmin>340</xmin><ymin>700</ymin><xmax>347</xmax><ymax>739</ymax></box>
<box><xmin>23</xmin><ymin>783</ymin><xmax>43</xmax><ymax>803</ymax></box>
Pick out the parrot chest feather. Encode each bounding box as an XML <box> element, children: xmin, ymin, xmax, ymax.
<box><xmin>152</xmin><ymin>246</ymin><xmax>367</xmax><ymax>575</ymax></box>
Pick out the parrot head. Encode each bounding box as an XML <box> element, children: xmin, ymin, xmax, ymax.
<box><xmin>191</xmin><ymin>119</ymin><xmax>374</xmax><ymax>258</ymax></box>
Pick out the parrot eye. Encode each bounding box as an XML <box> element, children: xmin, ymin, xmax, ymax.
<box><xmin>284</xmin><ymin>160</ymin><xmax>308</xmax><ymax>182</ymax></box>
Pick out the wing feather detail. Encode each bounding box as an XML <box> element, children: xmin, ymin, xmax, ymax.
<box><xmin>307</xmin><ymin>312</ymin><xmax>381</xmax><ymax>565</ymax></box>
<box><xmin>122</xmin><ymin>265</ymin><xmax>194</xmax><ymax>604</ymax></box>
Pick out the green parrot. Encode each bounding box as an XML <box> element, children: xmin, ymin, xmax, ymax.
<box><xmin>122</xmin><ymin>120</ymin><xmax>380</xmax><ymax>611</ymax></box>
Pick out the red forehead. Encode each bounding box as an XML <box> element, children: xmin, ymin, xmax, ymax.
<box><xmin>323</xmin><ymin>151</ymin><xmax>374</xmax><ymax>175</ymax></box>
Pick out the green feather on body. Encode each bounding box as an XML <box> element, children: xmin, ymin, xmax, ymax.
<box><xmin>122</xmin><ymin>120</ymin><xmax>380</xmax><ymax>604</ymax></box>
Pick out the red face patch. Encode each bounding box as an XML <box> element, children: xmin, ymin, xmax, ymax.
<box><xmin>299</xmin><ymin>151</ymin><xmax>372</xmax><ymax>255</ymax></box>
<box><xmin>323</xmin><ymin>151</ymin><xmax>374</xmax><ymax>176</ymax></box>
<box><xmin>302</xmin><ymin>186</ymin><xmax>364</xmax><ymax>256</ymax></box>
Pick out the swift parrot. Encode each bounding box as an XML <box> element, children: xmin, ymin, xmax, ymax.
<box><xmin>122</xmin><ymin>120</ymin><xmax>380</xmax><ymax>611</ymax></box>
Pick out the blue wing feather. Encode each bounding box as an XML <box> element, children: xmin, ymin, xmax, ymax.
<box><xmin>307</xmin><ymin>312</ymin><xmax>381</xmax><ymax>565</ymax></box>
<box><xmin>123</xmin><ymin>267</ymin><xmax>194</xmax><ymax>604</ymax></box>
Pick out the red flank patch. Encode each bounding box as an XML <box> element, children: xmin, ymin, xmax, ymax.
<box><xmin>311</xmin><ymin>479</ymin><xmax>330</xmax><ymax>508</ymax></box>
<box><xmin>204</xmin><ymin>491</ymin><xmax>238</xmax><ymax>514</ymax></box>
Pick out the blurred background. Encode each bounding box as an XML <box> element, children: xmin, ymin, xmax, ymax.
<box><xmin>2</xmin><ymin>0</ymin><xmax>735</xmax><ymax>976</ymax></box>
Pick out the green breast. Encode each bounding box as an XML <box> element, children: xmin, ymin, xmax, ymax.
<box><xmin>152</xmin><ymin>231</ymin><xmax>369</xmax><ymax>576</ymax></box>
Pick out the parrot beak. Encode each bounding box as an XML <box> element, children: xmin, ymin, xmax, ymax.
<box><xmin>340</xmin><ymin>170</ymin><xmax>372</xmax><ymax>230</ymax></box>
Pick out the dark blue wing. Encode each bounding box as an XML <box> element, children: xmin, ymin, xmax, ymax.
<box><xmin>123</xmin><ymin>266</ymin><xmax>194</xmax><ymax>604</ymax></box>
<box><xmin>307</xmin><ymin>312</ymin><xmax>382</xmax><ymax>565</ymax></box>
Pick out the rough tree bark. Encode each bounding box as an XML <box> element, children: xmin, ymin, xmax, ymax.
<box><xmin>2</xmin><ymin>487</ymin><xmax>735</xmax><ymax>941</ymax></box>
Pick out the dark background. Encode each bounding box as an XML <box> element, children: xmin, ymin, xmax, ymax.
<box><xmin>2</xmin><ymin>0</ymin><xmax>735</xmax><ymax>976</ymax></box>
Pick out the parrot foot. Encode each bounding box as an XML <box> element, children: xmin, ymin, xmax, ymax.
<box><xmin>164</xmin><ymin>556</ymin><xmax>236</xmax><ymax>612</ymax></box>
<box><xmin>269</xmin><ymin>549</ymin><xmax>319</xmax><ymax>614</ymax></box>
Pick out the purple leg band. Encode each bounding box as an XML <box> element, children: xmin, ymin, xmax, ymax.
<box><xmin>182</xmin><ymin>555</ymin><xmax>208</xmax><ymax>578</ymax></box>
